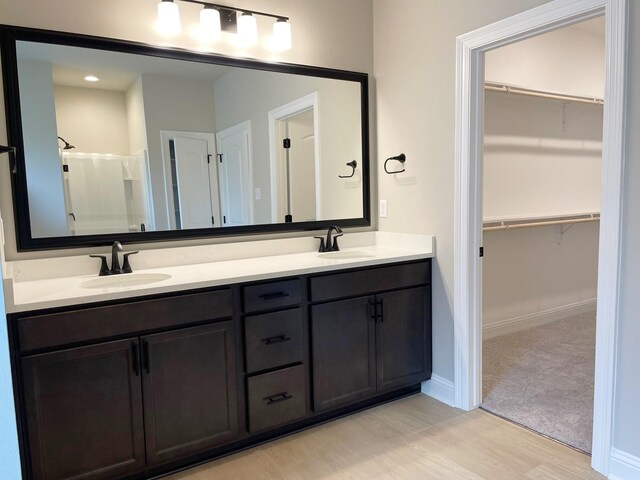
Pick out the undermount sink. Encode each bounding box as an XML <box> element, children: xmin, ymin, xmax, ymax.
<box><xmin>81</xmin><ymin>273</ymin><xmax>172</xmax><ymax>289</ymax></box>
<box><xmin>318</xmin><ymin>250</ymin><xmax>375</xmax><ymax>260</ymax></box>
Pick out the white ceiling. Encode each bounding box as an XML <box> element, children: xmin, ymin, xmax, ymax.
<box><xmin>17</xmin><ymin>41</ymin><xmax>233</xmax><ymax>91</ymax></box>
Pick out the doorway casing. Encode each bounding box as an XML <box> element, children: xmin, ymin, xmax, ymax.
<box><xmin>453</xmin><ymin>0</ymin><xmax>627</xmax><ymax>475</ymax></box>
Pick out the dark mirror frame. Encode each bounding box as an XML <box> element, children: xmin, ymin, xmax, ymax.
<box><xmin>0</xmin><ymin>25</ymin><xmax>370</xmax><ymax>251</ymax></box>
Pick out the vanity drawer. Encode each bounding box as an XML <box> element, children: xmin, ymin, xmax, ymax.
<box><xmin>310</xmin><ymin>260</ymin><xmax>430</xmax><ymax>302</ymax></box>
<box><xmin>18</xmin><ymin>289</ymin><xmax>233</xmax><ymax>353</ymax></box>
<box><xmin>247</xmin><ymin>365</ymin><xmax>306</xmax><ymax>433</ymax></box>
<box><xmin>245</xmin><ymin>308</ymin><xmax>304</xmax><ymax>374</ymax></box>
<box><xmin>243</xmin><ymin>279</ymin><xmax>301</xmax><ymax>313</ymax></box>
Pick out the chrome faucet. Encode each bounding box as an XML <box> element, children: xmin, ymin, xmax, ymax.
<box><xmin>315</xmin><ymin>226</ymin><xmax>343</xmax><ymax>252</ymax></box>
<box><xmin>90</xmin><ymin>241</ymin><xmax>139</xmax><ymax>276</ymax></box>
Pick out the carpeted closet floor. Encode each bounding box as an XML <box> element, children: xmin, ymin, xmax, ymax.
<box><xmin>482</xmin><ymin>311</ymin><xmax>596</xmax><ymax>453</ymax></box>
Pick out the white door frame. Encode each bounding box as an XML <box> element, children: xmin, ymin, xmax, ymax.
<box><xmin>453</xmin><ymin>0</ymin><xmax>627</xmax><ymax>475</ymax></box>
<box><xmin>159</xmin><ymin>130</ymin><xmax>219</xmax><ymax>230</ymax></box>
<box><xmin>268</xmin><ymin>92</ymin><xmax>321</xmax><ymax>222</ymax></box>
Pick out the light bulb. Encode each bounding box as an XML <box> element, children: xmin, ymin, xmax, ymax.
<box><xmin>157</xmin><ymin>0</ymin><xmax>181</xmax><ymax>37</ymax></box>
<box><xmin>200</xmin><ymin>6</ymin><xmax>221</xmax><ymax>41</ymax></box>
<box><xmin>237</xmin><ymin>12</ymin><xmax>258</xmax><ymax>46</ymax></box>
<box><xmin>272</xmin><ymin>18</ymin><xmax>292</xmax><ymax>51</ymax></box>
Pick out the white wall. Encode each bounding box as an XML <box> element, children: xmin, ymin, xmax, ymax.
<box><xmin>485</xmin><ymin>16</ymin><xmax>605</xmax><ymax>99</ymax></box>
<box><xmin>0</xmin><ymin>2</ymin><xmax>374</xmax><ymax>476</ymax></box>
<box><xmin>482</xmin><ymin>21</ymin><xmax>604</xmax><ymax>338</ymax></box>
<box><xmin>0</xmin><ymin>0</ymin><xmax>374</xmax><ymax>260</ymax></box>
<box><xmin>213</xmin><ymin>69</ymin><xmax>362</xmax><ymax>224</ymax></box>
<box><xmin>483</xmin><ymin>224</ymin><xmax>599</xmax><ymax>330</ymax></box>
<box><xmin>374</xmin><ymin>0</ymin><xmax>640</xmax><ymax>467</ymax></box>
<box><xmin>482</xmin><ymin>91</ymin><xmax>601</xmax><ymax>333</ymax></box>
<box><xmin>54</xmin><ymin>85</ymin><xmax>131</xmax><ymax>155</ymax></box>
<box><xmin>484</xmin><ymin>93</ymin><xmax>602</xmax><ymax>221</ymax></box>
<box><xmin>17</xmin><ymin>60</ymin><xmax>69</xmax><ymax>238</ymax></box>
<box><xmin>373</xmin><ymin>0</ymin><xmax>551</xmax><ymax>383</ymax></box>
<box><xmin>140</xmin><ymin>74</ymin><xmax>217</xmax><ymax>231</ymax></box>
<box><xmin>0</xmin><ymin>269</ymin><xmax>19</xmax><ymax>479</ymax></box>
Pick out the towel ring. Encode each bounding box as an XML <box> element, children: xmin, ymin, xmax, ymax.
<box><xmin>339</xmin><ymin>160</ymin><xmax>357</xmax><ymax>178</ymax></box>
<box><xmin>384</xmin><ymin>153</ymin><xmax>406</xmax><ymax>174</ymax></box>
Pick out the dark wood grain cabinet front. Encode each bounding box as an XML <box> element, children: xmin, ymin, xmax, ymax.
<box><xmin>13</xmin><ymin>259</ymin><xmax>432</xmax><ymax>480</ymax></box>
<box><xmin>22</xmin><ymin>339</ymin><xmax>146</xmax><ymax>480</ymax></box>
<box><xmin>141</xmin><ymin>322</ymin><xmax>239</xmax><ymax>465</ymax></box>
<box><xmin>310</xmin><ymin>261</ymin><xmax>432</xmax><ymax>412</ymax></box>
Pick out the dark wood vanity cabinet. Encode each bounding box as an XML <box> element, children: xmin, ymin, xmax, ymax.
<box><xmin>310</xmin><ymin>262</ymin><xmax>431</xmax><ymax>411</ymax></box>
<box><xmin>11</xmin><ymin>259</ymin><xmax>431</xmax><ymax>480</ymax></box>
<box><xmin>141</xmin><ymin>322</ymin><xmax>238</xmax><ymax>465</ymax></box>
<box><xmin>21</xmin><ymin>339</ymin><xmax>146</xmax><ymax>480</ymax></box>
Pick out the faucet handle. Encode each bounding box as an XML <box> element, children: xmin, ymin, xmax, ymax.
<box><xmin>89</xmin><ymin>255</ymin><xmax>110</xmax><ymax>276</ymax></box>
<box><xmin>122</xmin><ymin>251</ymin><xmax>139</xmax><ymax>274</ymax></box>
<box><xmin>314</xmin><ymin>236</ymin><xmax>327</xmax><ymax>253</ymax></box>
<box><xmin>331</xmin><ymin>232</ymin><xmax>343</xmax><ymax>251</ymax></box>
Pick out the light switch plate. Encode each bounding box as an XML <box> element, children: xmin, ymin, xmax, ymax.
<box><xmin>379</xmin><ymin>200</ymin><xmax>388</xmax><ymax>218</ymax></box>
<box><xmin>255</xmin><ymin>188</ymin><xmax>261</xmax><ymax>200</ymax></box>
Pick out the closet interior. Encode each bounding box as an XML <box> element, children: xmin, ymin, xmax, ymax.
<box><xmin>480</xmin><ymin>16</ymin><xmax>605</xmax><ymax>454</ymax></box>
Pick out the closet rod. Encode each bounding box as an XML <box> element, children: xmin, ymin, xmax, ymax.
<box><xmin>483</xmin><ymin>214</ymin><xmax>600</xmax><ymax>232</ymax></box>
<box><xmin>485</xmin><ymin>82</ymin><xmax>604</xmax><ymax>106</ymax></box>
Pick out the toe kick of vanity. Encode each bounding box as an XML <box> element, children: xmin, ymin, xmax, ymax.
<box><xmin>8</xmin><ymin>259</ymin><xmax>432</xmax><ymax>480</ymax></box>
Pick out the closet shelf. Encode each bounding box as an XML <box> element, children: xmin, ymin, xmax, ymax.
<box><xmin>485</xmin><ymin>82</ymin><xmax>604</xmax><ymax>106</ymax></box>
<box><xmin>483</xmin><ymin>213</ymin><xmax>600</xmax><ymax>232</ymax></box>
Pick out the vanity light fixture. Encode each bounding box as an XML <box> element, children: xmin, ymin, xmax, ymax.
<box><xmin>237</xmin><ymin>12</ymin><xmax>258</xmax><ymax>46</ymax></box>
<box><xmin>84</xmin><ymin>75</ymin><xmax>100</xmax><ymax>82</ymax></box>
<box><xmin>156</xmin><ymin>0</ymin><xmax>292</xmax><ymax>50</ymax></box>
<box><xmin>272</xmin><ymin>18</ymin><xmax>292</xmax><ymax>51</ymax></box>
<box><xmin>199</xmin><ymin>5</ymin><xmax>221</xmax><ymax>40</ymax></box>
<box><xmin>157</xmin><ymin>0</ymin><xmax>182</xmax><ymax>36</ymax></box>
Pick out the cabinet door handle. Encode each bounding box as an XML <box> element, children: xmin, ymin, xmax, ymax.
<box><xmin>262</xmin><ymin>334</ymin><xmax>291</xmax><ymax>345</ymax></box>
<box><xmin>259</xmin><ymin>291</ymin><xmax>290</xmax><ymax>300</ymax></box>
<box><xmin>264</xmin><ymin>392</ymin><xmax>293</xmax><ymax>405</ymax></box>
<box><xmin>368</xmin><ymin>298</ymin><xmax>376</xmax><ymax>321</ymax></box>
<box><xmin>142</xmin><ymin>340</ymin><xmax>150</xmax><ymax>374</ymax></box>
<box><xmin>131</xmin><ymin>342</ymin><xmax>139</xmax><ymax>376</ymax></box>
<box><xmin>377</xmin><ymin>298</ymin><xmax>384</xmax><ymax>323</ymax></box>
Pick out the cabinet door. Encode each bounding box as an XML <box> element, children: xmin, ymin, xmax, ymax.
<box><xmin>22</xmin><ymin>339</ymin><xmax>145</xmax><ymax>480</ymax></box>
<box><xmin>311</xmin><ymin>296</ymin><xmax>376</xmax><ymax>412</ymax></box>
<box><xmin>376</xmin><ymin>286</ymin><xmax>432</xmax><ymax>392</ymax></box>
<box><xmin>141</xmin><ymin>322</ymin><xmax>239</xmax><ymax>465</ymax></box>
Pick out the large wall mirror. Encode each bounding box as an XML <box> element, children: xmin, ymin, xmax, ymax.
<box><xmin>0</xmin><ymin>26</ymin><xmax>370</xmax><ymax>250</ymax></box>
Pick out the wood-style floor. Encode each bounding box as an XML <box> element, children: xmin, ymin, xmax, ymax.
<box><xmin>166</xmin><ymin>394</ymin><xmax>603</xmax><ymax>480</ymax></box>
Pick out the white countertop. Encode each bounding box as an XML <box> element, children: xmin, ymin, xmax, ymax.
<box><xmin>3</xmin><ymin>232</ymin><xmax>434</xmax><ymax>313</ymax></box>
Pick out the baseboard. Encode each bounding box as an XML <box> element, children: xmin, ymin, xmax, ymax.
<box><xmin>421</xmin><ymin>374</ymin><xmax>455</xmax><ymax>407</ymax></box>
<box><xmin>609</xmin><ymin>448</ymin><xmax>640</xmax><ymax>479</ymax></box>
<box><xmin>483</xmin><ymin>298</ymin><xmax>597</xmax><ymax>339</ymax></box>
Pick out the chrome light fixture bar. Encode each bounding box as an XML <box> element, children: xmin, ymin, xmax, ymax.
<box><xmin>156</xmin><ymin>0</ymin><xmax>292</xmax><ymax>51</ymax></box>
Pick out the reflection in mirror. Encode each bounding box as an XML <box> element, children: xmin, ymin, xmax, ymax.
<box><xmin>15</xmin><ymin>40</ymin><xmax>364</xmax><ymax>239</ymax></box>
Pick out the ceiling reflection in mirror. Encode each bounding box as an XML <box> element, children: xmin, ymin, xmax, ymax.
<box><xmin>14</xmin><ymin>40</ymin><xmax>365</xmax><ymax>239</ymax></box>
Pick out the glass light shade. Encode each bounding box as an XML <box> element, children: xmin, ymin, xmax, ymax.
<box><xmin>237</xmin><ymin>12</ymin><xmax>258</xmax><ymax>46</ymax></box>
<box><xmin>200</xmin><ymin>7</ymin><xmax>221</xmax><ymax>40</ymax></box>
<box><xmin>157</xmin><ymin>0</ymin><xmax>181</xmax><ymax>37</ymax></box>
<box><xmin>272</xmin><ymin>19</ymin><xmax>292</xmax><ymax>51</ymax></box>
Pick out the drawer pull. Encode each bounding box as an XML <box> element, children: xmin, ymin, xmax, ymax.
<box><xmin>262</xmin><ymin>334</ymin><xmax>291</xmax><ymax>346</ymax></box>
<box><xmin>259</xmin><ymin>291</ymin><xmax>290</xmax><ymax>301</ymax></box>
<box><xmin>265</xmin><ymin>392</ymin><xmax>293</xmax><ymax>405</ymax></box>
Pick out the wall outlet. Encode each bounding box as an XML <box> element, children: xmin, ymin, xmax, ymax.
<box><xmin>379</xmin><ymin>200</ymin><xmax>388</xmax><ymax>218</ymax></box>
<box><xmin>254</xmin><ymin>188</ymin><xmax>261</xmax><ymax>200</ymax></box>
